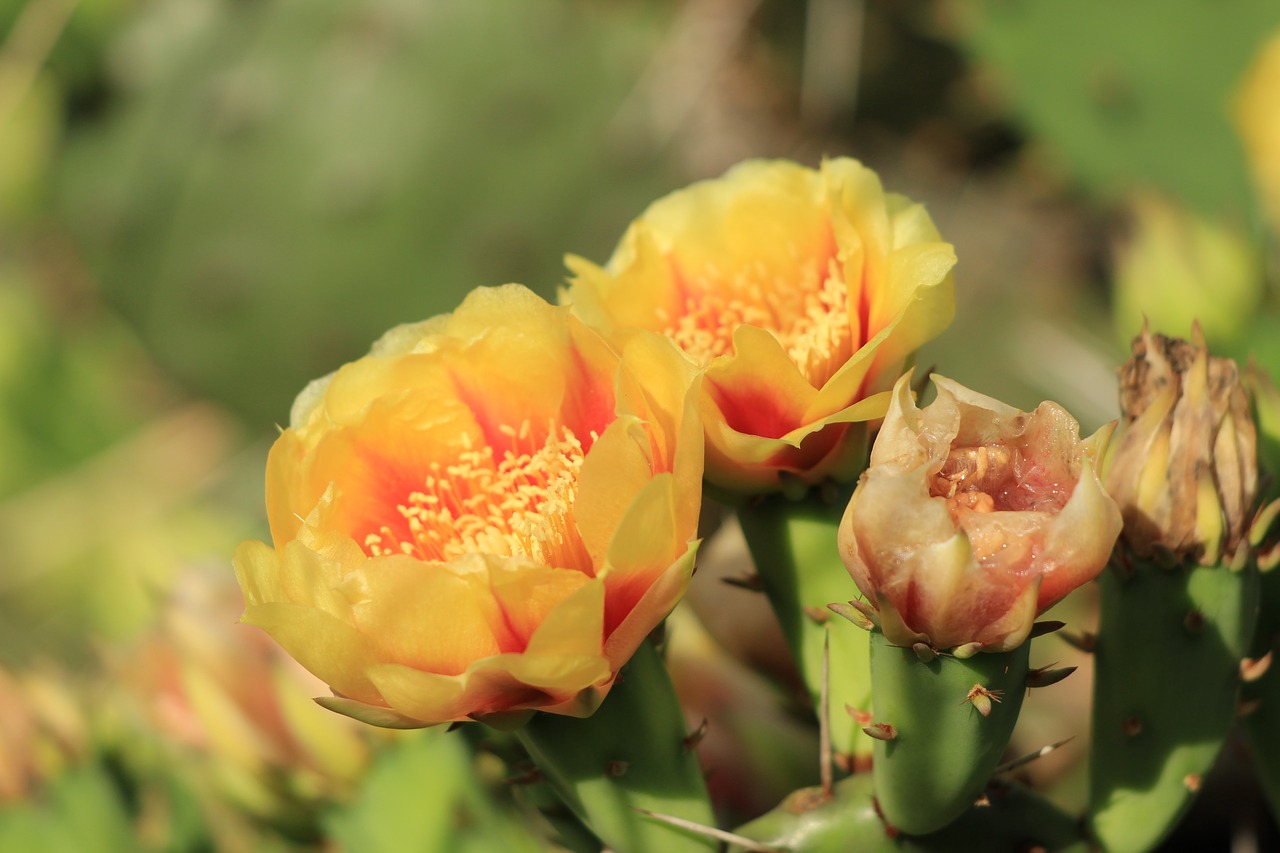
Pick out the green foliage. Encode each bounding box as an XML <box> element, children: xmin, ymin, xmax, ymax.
<box><xmin>1089</xmin><ymin>560</ymin><xmax>1260</xmax><ymax>852</ymax></box>
<box><xmin>0</xmin><ymin>764</ymin><xmax>139</xmax><ymax>853</ymax></box>
<box><xmin>1111</xmin><ymin>194</ymin><xmax>1264</xmax><ymax>349</ymax></box>
<box><xmin>0</xmin><ymin>269</ymin><xmax>155</xmax><ymax>500</ymax></box>
<box><xmin>953</xmin><ymin>0</ymin><xmax>1279</xmax><ymax>215</ymax></box>
<box><xmin>57</xmin><ymin>0</ymin><xmax>681</xmax><ymax>422</ymax></box>
<box><xmin>325</xmin><ymin>730</ymin><xmax>545</xmax><ymax>853</ymax></box>
<box><xmin>1241</xmin><ymin>561</ymin><xmax>1280</xmax><ymax>822</ymax></box>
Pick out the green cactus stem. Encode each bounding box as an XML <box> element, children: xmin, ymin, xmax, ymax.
<box><xmin>736</xmin><ymin>487</ymin><xmax>874</xmax><ymax>766</ymax></box>
<box><xmin>729</xmin><ymin>769</ymin><xmax>1086</xmax><ymax>852</ymax></box>
<box><xmin>865</xmin><ymin>630</ymin><xmax>1031</xmax><ymax>836</ymax></box>
<box><xmin>516</xmin><ymin>640</ymin><xmax>715</xmax><ymax>853</ymax></box>
<box><xmin>1240</xmin><ymin>561</ymin><xmax>1280</xmax><ymax>819</ymax></box>
<box><xmin>1089</xmin><ymin>557</ymin><xmax>1259</xmax><ymax>853</ymax></box>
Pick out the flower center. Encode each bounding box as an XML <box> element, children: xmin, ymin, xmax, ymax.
<box><xmin>659</xmin><ymin>250</ymin><xmax>852</xmax><ymax>385</ymax></box>
<box><xmin>932</xmin><ymin>442</ymin><xmax>1072</xmax><ymax>517</ymax></box>
<box><xmin>362</xmin><ymin>420</ymin><xmax>593</xmax><ymax>570</ymax></box>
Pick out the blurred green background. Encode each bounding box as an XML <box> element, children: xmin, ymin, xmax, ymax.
<box><xmin>2</xmin><ymin>0</ymin><xmax>1279</xmax><ymax>849</ymax></box>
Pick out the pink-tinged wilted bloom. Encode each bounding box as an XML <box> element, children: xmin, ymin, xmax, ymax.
<box><xmin>233</xmin><ymin>285</ymin><xmax>703</xmax><ymax>727</ymax></box>
<box><xmin>565</xmin><ymin>158</ymin><xmax>956</xmax><ymax>495</ymax></box>
<box><xmin>839</xmin><ymin>373</ymin><xmax>1122</xmax><ymax>652</ymax></box>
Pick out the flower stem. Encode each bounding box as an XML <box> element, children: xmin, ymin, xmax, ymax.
<box><xmin>516</xmin><ymin>640</ymin><xmax>715</xmax><ymax>853</ymax></box>
<box><xmin>736</xmin><ymin>488</ymin><xmax>873</xmax><ymax>765</ymax></box>
<box><xmin>867</xmin><ymin>631</ymin><xmax>1030</xmax><ymax>836</ymax></box>
<box><xmin>731</xmin><ymin>770</ymin><xmax>1083</xmax><ymax>852</ymax></box>
<box><xmin>1089</xmin><ymin>558</ymin><xmax>1259</xmax><ymax>853</ymax></box>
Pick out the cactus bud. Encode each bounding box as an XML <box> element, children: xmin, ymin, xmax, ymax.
<box><xmin>1105</xmin><ymin>325</ymin><xmax>1258</xmax><ymax>566</ymax></box>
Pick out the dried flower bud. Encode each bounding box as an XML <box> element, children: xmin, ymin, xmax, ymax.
<box><xmin>1105</xmin><ymin>326</ymin><xmax>1258</xmax><ymax>565</ymax></box>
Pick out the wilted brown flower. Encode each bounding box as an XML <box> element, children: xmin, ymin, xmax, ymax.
<box><xmin>1105</xmin><ymin>325</ymin><xmax>1258</xmax><ymax>566</ymax></box>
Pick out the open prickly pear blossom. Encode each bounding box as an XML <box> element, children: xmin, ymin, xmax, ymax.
<box><xmin>233</xmin><ymin>285</ymin><xmax>703</xmax><ymax>728</ymax></box>
<box><xmin>219</xmin><ymin>153</ymin><xmax>1280</xmax><ymax>853</ymax></box>
<box><xmin>566</xmin><ymin>158</ymin><xmax>957</xmax><ymax>495</ymax></box>
<box><xmin>839</xmin><ymin>372</ymin><xmax>1122</xmax><ymax>652</ymax></box>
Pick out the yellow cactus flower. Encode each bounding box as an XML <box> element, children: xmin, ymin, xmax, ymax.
<box><xmin>1104</xmin><ymin>326</ymin><xmax>1258</xmax><ymax>566</ymax></box>
<box><xmin>1236</xmin><ymin>30</ymin><xmax>1280</xmax><ymax>235</ymax></box>
<box><xmin>839</xmin><ymin>373</ymin><xmax>1121</xmax><ymax>652</ymax></box>
<box><xmin>565</xmin><ymin>158</ymin><xmax>956</xmax><ymax>494</ymax></box>
<box><xmin>234</xmin><ymin>285</ymin><xmax>703</xmax><ymax>727</ymax></box>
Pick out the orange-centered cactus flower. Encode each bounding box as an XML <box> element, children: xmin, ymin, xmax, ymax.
<box><xmin>839</xmin><ymin>374</ymin><xmax>1122</xmax><ymax>652</ymax></box>
<box><xmin>565</xmin><ymin>158</ymin><xmax>956</xmax><ymax>494</ymax></box>
<box><xmin>233</xmin><ymin>285</ymin><xmax>703</xmax><ymax>727</ymax></box>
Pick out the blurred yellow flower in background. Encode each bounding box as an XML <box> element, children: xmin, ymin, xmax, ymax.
<box><xmin>234</xmin><ymin>285</ymin><xmax>703</xmax><ymax>727</ymax></box>
<box><xmin>839</xmin><ymin>373</ymin><xmax>1121</xmax><ymax>652</ymax></box>
<box><xmin>1236</xmin><ymin>29</ymin><xmax>1280</xmax><ymax>235</ymax></box>
<box><xmin>566</xmin><ymin>158</ymin><xmax>956</xmax><ymax>494</ymax></box>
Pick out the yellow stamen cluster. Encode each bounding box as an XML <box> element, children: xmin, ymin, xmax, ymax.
<box><xmin>363</xmin><ymin>420</ymin><xmax>592</xmax><ymax>570</ymax></box>
<box><xmin>660</xmin><ymin>251</ymin><xmax>851</xmax><ymax>384</ymax></box>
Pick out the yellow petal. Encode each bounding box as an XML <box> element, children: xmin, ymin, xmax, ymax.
<box><xmin>575</xmin><ymin>416</ymin><xmax>655</xmax><ymax>566</ymax></box>
<box><xmin>646</xmin><ymin>160</ymin><xmax>828</xmax><ymax>278</ymax></box>
<box><xmin>313</xmin><ymin>695</ymin><xmax>427</xmax><ymax>729</ymax></box>
<box><xmin>704</xmin><ymin>325</ymin><xmax>818</xmax><ymax>442</ymax></box>
<box><xmin>615</xmin><ymin>330</ymin><xmax>704</xmax><ymax>533</ymax></box>
<box><xmin>564</xmin><ymin>225</ymin><xmax>678</xmax><ymax>335</ymax></box>
<box><xmin>233</xmin><ymin>540</ymin><xmax>286</xmax><ymax>608</ymax></box>
<box><xmin>364</xmin><ymin>663</ymin><xmax>472</xmax><ymax>723</ymax></box>
<box><xmin>347</xmin><ymin>555</ymin><xmax>512</xmax><ymax>673</ymax></box>
<box><xmin>604</xmin><ymin>544</ymin><xmax>699</xmax><ymax>670</ymax></box>
<box><xmin>522</xmin><ymin>577</ymin><xmax>607</xmax><ymax>660</ymax></box>
<box><xmin>276</xmin><ymin>539</ymin><xmax>354</xmax><ymax>619</ymax></box>
<box><xmin>603</xmin><ymin>474</ymin><xmax>681</xmax><ymax>596</ymax></box>
<box><xmin>242</xmin><ymin>603</ymin><xmax>383</xmax><ymax>705</ymax></box>
<box><xmin>489</xmin><ymin>560</ymin><xmax>593</xmax><ymax>647</ymax></box>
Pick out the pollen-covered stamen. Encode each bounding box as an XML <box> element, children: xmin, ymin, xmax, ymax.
<box><xmin>931</xmin><ymin>441</ymin><xmax>1072</xmax><ymax>519</ymax></box>
<box><xmin>362</xmin><ymin>420</ymin><xmax>592</xmax><ymax>570</ymax></box>
<box><xmin>660</xmin><ymin>250</ymin><xmax>852</xmax><ymax>384</ymax></box>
